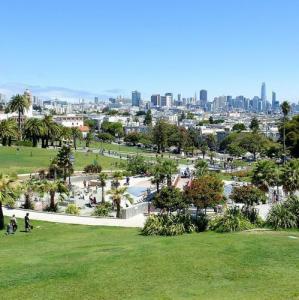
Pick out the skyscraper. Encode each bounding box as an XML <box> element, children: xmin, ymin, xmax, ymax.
<box><xmin>165</xmin><ymin>93</ymin><xmax>173</xmax><ymax>107</ymax></box>
<box><xmin>94</xmin><ymin>97</ymin><xmax>99</xmax><ymax>104</ymax></box>
<box><xmin>200</xmin><ymin>90</ymin><xmax>208</xmax><ymax>107</ymax></box>
<box><xmin>261</xmin><ymin>82</ymin><xmax>266</xmax><ymax>110</ymax></box>
<box><xmin>132</xmin><ymin>90</ymin><xmax>141</xmax><ymax>106</ymax></box>
<box><xmin>272</xmin><ymin>91</ymin><xmax>276</xmax><ymax>108</ymax></box>
<box><xmin>151</xmin><ymin>94</ymin><xmax>160</xmax><ymax>107</ymax></box>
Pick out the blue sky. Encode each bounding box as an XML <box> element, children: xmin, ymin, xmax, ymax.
<box><xmin>0</xmin><ymin>0</ymin><xmax>299</xmax><ymax>102</ymax></box>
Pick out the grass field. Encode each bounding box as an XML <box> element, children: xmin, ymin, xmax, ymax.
<box><xmin>0</xmin><ymin>146</ymin><xmax>122</xmax><ymax>174</ymax></box>
<box><xmin>1</xmin><ymin>219</ymin><xmax>299</xmax><ymax>300</ymax></box>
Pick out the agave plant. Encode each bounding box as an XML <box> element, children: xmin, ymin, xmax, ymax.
<box><xmin>266</xmin><ymin>203</ymin><xmax>297</xmax><ymax>230</ymax></box>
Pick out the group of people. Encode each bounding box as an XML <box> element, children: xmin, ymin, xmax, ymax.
<box><xmin>6</xmin><ymin>213</ymin><xmax>31</xmax><ymax>235</ymax></box>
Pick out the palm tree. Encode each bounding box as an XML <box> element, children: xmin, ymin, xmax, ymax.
<box><xmin>85</xmin><ymin>132</ymin><xmax>93</xmax><ymax>148</ymax></box>
<box><xmin>194</xmin><ymin>159</ymin><xmax>208</xmax><ymax>178</ymax></box>
<box><xmin>150</xmin><ymin>163</ymin><xmax>165</xmax><ymax>193</ymax></box>
<box><xmin>281</xmin><ymin>101</ymin><xmax>291</xmax><ymax>164</ymax></box>
<box><xmin>6</xmin><ymin>94</ymin><xmax>31</xmax><ymax>138</ymax></box>
<box><xmin>0</xmin><ymin>118</ymin><xmax>18</xmax><ymax>146</ymax></box>
<box><xmin>24</xmin><ymin>118</ymin><xmax>43</xmax><ymax>147</ymax></box>
<box><xmin>111</xmin><ymin>171</ymin><xmax>123</xmax><ymax>189</ymax></box>
<box><xmin>60</xmin><ymin>126</ymin><xmax>72</xmax><ymax>146</ymax></box>
<box><xmin>281</xmin><ymin>159</ymin><xmax>299</xmax><ymax>195</ymax></box>
<box><xmin>107</xmin><ymin>186</ymin><xmax>133</xmax><ymax>218</ymax></box>
<box><xmin>98</xmin><ymin>173</ymin><xmax>108</xmax><ymax>203</ymax></box>
<box><xmin>161</xmin><ymin>159</ymin><xmax>178</xmax><ymax>187</ymax></box>
<box><xmin>200</xmin><ymin>143</ymin><xmax>209</xmax><ymax>159</ymax></box>
<box><xmin>252</xmin><ymin>160</ymin><xmax>278</xmax><ymax>192</ymax></box>
<box><xmin>71</xmin><ymin>127</ymin><xmax>82</xmax><ymax>150</ymax></box>
<box><xmin>22</xmin><ymin>179</ymin><xmax>39</xmax><ymax>209</ymax></box>
<box><xmin>40</xmin><ymin>115</ymin><xmax>61</xmax><ymax>148</ymax></box>
<box><xmin>38</xmin><ymin>180</ymin><xmax>68</xmax><ymax>211</ymax></box>
<box><xmin>0</xmin><ymin>174</ymin><xmax>19</xmax><ymax>230</ymax></box>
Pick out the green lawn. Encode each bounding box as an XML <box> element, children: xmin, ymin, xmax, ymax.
<box><xmin>0</xmin><ymin>146</ymin><xmax>122</xmax><ymax>174</ymax></box>
<box><xmin>1</xmin><ymin>219</ymin><xmax>299</xmax><ymax>300</ymax></box>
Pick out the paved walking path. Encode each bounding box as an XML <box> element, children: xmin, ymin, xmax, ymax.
<box><xmin>3</xmin><ymin>207</ymin><xmax>146</xmax><ymax>228</ymax></box>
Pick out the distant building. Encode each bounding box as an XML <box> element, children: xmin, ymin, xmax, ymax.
<box><xmin>151</xmin><ymin>94</ymin><xmax>160</xmax><ymax>107</ymax></box>
<box><xmin>132</xmin><ymin>90</ymin><xmax>141</xmax><ymax>106</ymax></box>
<box><xmin>261</xmin><ymin>82</ymin><xmax>267</xmax><ymax>111</ymax></box>
<box><xmin>200</xmin><ymin>89</ymin><xmax>208</xmax><ymax>107</ymax></box>
<box><xmin>94</xmin><ymin>97</ymin><xmax>99</xmax><ymax>104</ymax></box>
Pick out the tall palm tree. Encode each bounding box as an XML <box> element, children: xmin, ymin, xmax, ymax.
<box><xmin>281</xmin><ymin>159</ymin><xmax>299</xmax><ymax>195</ymax></box>
<box><xmin>0</xmin><ymin>174</ymin><xmax>19</xmax><ymax>230</ymax></box>
<box><xmin>107</xmin><ymin>186</ymin><xmax>133</xmax><ymax>218</ymax></box>
<box><xmin>7</xmin><ymin>94</ymin><xmax>30</xmax><ymax>138</ymax></box>
<box><xmin>0</xmin><ymin>118</ymin><xmax>18</xmax><ymax>146</ymax></box>
<box><xmin>24</xmin><ymin>118</ymin><xmax>43</xmax><ymax>147</ymax></box>
<box><xmin>98</xmin><ymin>173</ymin><xmax>108</xmax><ymax>203</ymax></box>
<box><xmin>71</xmin><ymin>127</ymin><xmax>82</xmax><ymax>150</ymax></box>
<box><xmin>281</xmin><ymin>101</ymin><xmax>291</xmax><ymax>164</ymax></box>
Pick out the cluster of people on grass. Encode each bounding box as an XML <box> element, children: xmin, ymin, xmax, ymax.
<box><xmin>6</xmin><ymin>213</ymin><xmax>32</xmax><ymax>235</ymax></box>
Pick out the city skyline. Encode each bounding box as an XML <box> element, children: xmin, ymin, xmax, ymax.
<box><xmin>1</xmin><ymin>1</ymin><xmax>299</xmax><ymax>101</ymax></box>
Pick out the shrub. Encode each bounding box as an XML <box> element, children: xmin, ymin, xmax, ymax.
<box><xmin>15</xmin><ymin>140</ymin><xmax>33</xmax><ymax>147</ymax></box>
<box><xmin>5</xmin><ymin>198</ymin><xmax>16</xmax><ymax>209</ymax></box>
<box><xmin>209</xmin><ymin>207</ymin><xmax>254</xmax><ymax>233</ymax></box>
<box><xmin>93</xmin><ymin>202</ymin><xmax>112</xmax><ymax>217</ymax></box>
<box><xmin>194</xmin><ymin>213</ymin><xmax>209</xmax><ymax>232</ymax></box>
<box><xmin>141</xmin><ymin>213</ymin><xmax>195</xmax><ymax>236</ymax></box>
<box><xmin>44</xmin><ymin>203</ymin><xmax>59</xmax><ymax>212</ymax></box>
<box><xmin>266</xmin><ymin>203</ymin><xmax>297</xmax><ymax>230</ymax></box>
<box><xmin>284</xmin><ymin>196</ymin><xmax>299</xmax><ymax>226</ymax></box>
<box><xmin>84</xmin><ymin>162</ymin><xmax>102</xmax><ymax>174</ymax></box>
<box><xmin>65</xmin><ymin>204</ymin><xmax>80</xmax><ymax>215</ymax></box>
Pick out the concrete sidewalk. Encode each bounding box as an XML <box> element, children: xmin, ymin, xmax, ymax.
<box><xmin>3</xmin><ymin>208</ymin><xmax>146</xmax><ymax>228</ymax></box>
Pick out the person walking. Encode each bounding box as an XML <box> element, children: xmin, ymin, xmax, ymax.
<box><xmin>24</xmin><ymin>213</ymin><xmax>31</xmax><ymax>232</ymax></box>
<box><xmin>10</xmin><ymin>215</ymin><xmax>18</xmax><ymax>232</ymax></box>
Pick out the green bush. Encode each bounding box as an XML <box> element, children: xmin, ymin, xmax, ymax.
<box><xmin>209</xmin><ymin>207</ymin><xmax>254</xmax><ymax>233</ymax></box>
<box><xmin>266</xmin><ymin>203</ymin><xmax>297</xmax><ymax>230</ymax></box>
<box><xmin>284</xmin><ymin>196</ymin><xmax>299</xmax><ymax>227</ymax></box>
<box><xmin>15</xmin><ymin>140</ymin><xmax>33</xmax><ymax>147</ymax></box>
<box><xmin>194</xmin><ymin>213</ymin><xmax>209</xmax><ymax>232</ymax></box>
<box><xmin>84</xmin><ymin>162</ymin><xmax>102</xmax><ymax>174</ymax></box>
<box><xmin>93</xmin><ymin>202</ymin><xmax>112</xmax><ymax>217</ymax></box>
<box><xmin>141</xmin><ymin>213</ymin><xmax>195</xmax><ymax>236</ymax></box>
<box><xmin>65</xmin><ymin>204</ymin><xmax>80</xmax><ymax>215</ymax></box>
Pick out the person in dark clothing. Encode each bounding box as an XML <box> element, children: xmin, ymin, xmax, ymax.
<box><xmin>25</xmin><ymin>213</ymin><xmax>31</xmax><ymax>232</ymax></box>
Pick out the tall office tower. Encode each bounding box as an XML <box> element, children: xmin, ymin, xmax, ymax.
<box><xmin>261</xmin><ymin>82</ymin><xmax>267</xmax><ymax>110</ymax></box>
<box><xmin>151</xmin><ymin>94</ymin><xmax>160</xmax><ymax>107</ymax></box>
<box><xmin>226</xmin><ymin>96</ymin><xmax>233</xmax><ymax>109</ymax></box>
<box><xmin>200</xmin><ymin>89</ymin><xmax>208</xmax><ymax>107</ymax></box>
<box><xmin>272</xmin><ymin>92</ymin><xmax>276</xmax><ymax>108</ymax></box>
<box><xmin>177</xmin><ymin>93</ymin><xmax>181</xmax><ymax>102</ymax></box>
<box><xmin>94</xmin><ymin>97</ymin><xmax>99</xmax><ymax>104</ymax></box>
<box><xmin>132</xmin><ymin>90</ymin><xmax>141</xmax><ymax>106</ymax></box>
<box><xmin>252</xmin><ymin>96</ymin><xmax>260</xmax><ymax>112</ymax></box>
<box><xmin>165</xmin><ymin>93</ymin><xmax>173</xmax><ymax>107</ymax></box>
<box><xmin>160</xmin><ymin>96</ymin><xmax>166</xmax><ymax>107</ymax></box>
<box><xmin>212</xmin><ymin>96</ymin><xmax>227</xmax><ymax>112</ymax></box>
